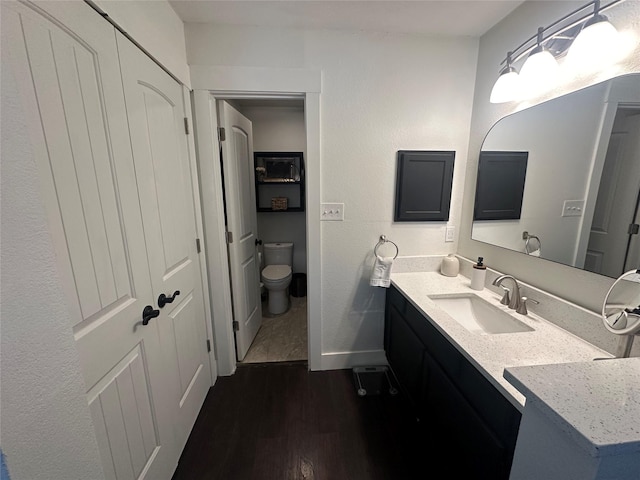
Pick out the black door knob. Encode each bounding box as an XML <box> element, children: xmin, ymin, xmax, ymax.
<box><xmin>142</xmin><ymin>305</ymin><xmax>160</xmax><ymax>325</ymax></box>
<box><xmin>255</xmin><ymin>239</ymin><xmax>263</xmax><ymax>246</ymax></box>
<box><xmin>158</xmin><ymin>290</ymin><xmax>180</xmax><ymax>308</ymax></box>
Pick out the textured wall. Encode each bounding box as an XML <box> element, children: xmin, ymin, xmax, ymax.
<box><xmin>459</xmin><ymin>0</ymin><xmax>640</xmax><ymax>313</ymax></box>
<box><xmin>186</xmin><ymin>24</ymin><xmax>479</xmax><ymax>356</ymax></box>
<box><xmin>1</xmin><ymin>51</ymin><xmax>105</xmax><ymax>480</ymax></box>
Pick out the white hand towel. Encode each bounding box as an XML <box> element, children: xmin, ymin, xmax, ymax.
<box><xmin>370</xmin><ymin>256</ymin><xmax>393</xmax><ymax>288</ymax></box>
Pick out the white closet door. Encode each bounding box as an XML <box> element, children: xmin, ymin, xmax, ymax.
<box><xmin>116</xmin><ymin>33</ymin><xmax>212</xmax><ymax>451</ymax></box>
<box><xmin>2</xmin><ymin>1</ymin><xmax>178</xmax><ymax>478</ymax></box>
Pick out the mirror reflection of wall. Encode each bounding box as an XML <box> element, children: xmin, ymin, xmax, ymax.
<box><xmin>472</xmin><ymin>74</ymin><xmax>640</xmax><ymax>279</ymax></box>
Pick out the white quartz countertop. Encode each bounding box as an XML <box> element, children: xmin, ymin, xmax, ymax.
<box><xmin>504</xmin><ymin>359</ymin><xmax>640</xmax><ymax>457</ymax></box>
<box><xmin>390</xmin><ymin>271</ymin><xmax>613</xmax><ymax>409</ymax></box>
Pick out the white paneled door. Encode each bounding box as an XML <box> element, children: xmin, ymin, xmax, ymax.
<box><xmin>117</xmin><ymin>33</ymin><xmax>212</xmax><ymax>453</ymax></box>
<box><xmin>3</xmin><ymin>1</ymin><xmax>211</xmax><ymax>478</ymax></box>
<box><xmin>587</xmin><ymin>111</ymin><xmax>640</xmax><ymax>277</ymax></box>
<box><xmin>217</xmin><ymin>101</ymin><xmax>262</xmax><ymax>361</ymax></box>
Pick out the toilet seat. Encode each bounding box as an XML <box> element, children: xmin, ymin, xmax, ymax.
<box><xmin>262</xmin><ymin>265</ymin><xmax>292</xmax><ymax>281</ymax></box>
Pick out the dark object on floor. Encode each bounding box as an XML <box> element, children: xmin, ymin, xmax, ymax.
<box><xmin>290</xmin><ymin>272</ymin><xmax>307</xmax><ymax>297</ymax></box>
<box><xmin>352</xmin><ymin>365</ymin><xmax>398</xmax><ymax>397</ymax></box>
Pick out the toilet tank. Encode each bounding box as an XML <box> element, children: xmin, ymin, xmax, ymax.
<box><xmin>263</xmin><ymin>242</ymin><xmax>293</xmax><ymax>266</ymax></box>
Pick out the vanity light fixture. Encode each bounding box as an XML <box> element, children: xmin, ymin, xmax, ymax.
<box><xmin>567</xmin><ymin>0</ymin><xmax>621</xmax><ymax>72</ymax></box>
<box><xmin>518</xmin><ymin>27</ymin><xmax>559</xmax><ymax>99</ymax></box>
<box><xmin>489</xmin><ymin>52</ymin><xmax>520</xmax><ymax>104</ymax></box>
<box><xmin>490</xmin><ymin>0</ymin><xmax>628</xmax><ymax>104</ymax></box>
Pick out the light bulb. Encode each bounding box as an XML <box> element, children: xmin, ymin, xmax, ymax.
<box><xmin>519</xmin><ymin>49</ymin><xmax>559</xmax><ymax>98</ymax></box>
<box><xmin>490</xmin><ymin>69</ymin><xmax>520</xmax><ymax>103</ymax></box>
<box><xmin>567</xmin><ymin>18</ymin><xmax>620</xmax><ymax>73</ymax></box>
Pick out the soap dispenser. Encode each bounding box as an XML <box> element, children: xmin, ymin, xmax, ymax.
<box><xmin>470</xmin><ymin>257</ymin><xmax>487</xmax><ymax>290</ymax></box>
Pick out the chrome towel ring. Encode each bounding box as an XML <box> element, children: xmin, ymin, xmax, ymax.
<box><xmin>523</xmin><ymin>231</ymin><xmax>541</xmax><ymax>255</ymax></box>
<box><xmin>374</xmin><ymin>235</ymin><xmax>399</xmax><ymax>259</ymax></box>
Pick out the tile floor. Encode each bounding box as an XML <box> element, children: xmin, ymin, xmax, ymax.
<box><xmin>241</xmin><ymin>295</ymin><xmax>308</xmax><ymax>363</ymax></box>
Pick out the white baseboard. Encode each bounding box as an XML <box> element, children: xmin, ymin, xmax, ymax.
<box><xmin>318</xmin><ymin>349</ymin><xmax>388</xmax><ymax>371</ymax></box>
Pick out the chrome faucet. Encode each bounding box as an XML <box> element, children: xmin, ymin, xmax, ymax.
<box><xmin>492</xmin><ymin>275</ymin><xmax>521</xmax><ymax>311</ymax></box>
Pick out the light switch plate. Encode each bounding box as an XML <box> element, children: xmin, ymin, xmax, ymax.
<box><xmin>320</xmin><ymin>203</ymin><xmax>344</xmax><ymax>221</ymax></box>
<box><xmin>562</xmin><ymin>200</ymin><xmax>585</xmax><ymax>217</ymax></box>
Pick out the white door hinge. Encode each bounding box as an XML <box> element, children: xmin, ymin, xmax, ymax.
<box><xmin>196</xmin><ymin>238</ymin><xmax>201</xmax><ymax>253</ymax></box>
<box><xmin>184</xmin><ymin>117</ymin><xmax>190</xmax><ymax>135</ymax></box>
<box><xmin>232</xmin><ymin>321</ymin><xmax>239</xmax><ymax>331</ymax></box>
<box><xmin>226</xmin><ymin>231</ymin><xmax>233</xmax><ymax>244</ymax></box>
<box><xmin>218</xmin><ymin>126</ymin><xmax>225</xmax><ymax>142</ymax></box>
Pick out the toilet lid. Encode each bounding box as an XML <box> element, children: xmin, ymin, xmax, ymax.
<box><xmin>262</xmin><ymin>265</ymin><xmax>291</xmax><ymax>281</ymax></box>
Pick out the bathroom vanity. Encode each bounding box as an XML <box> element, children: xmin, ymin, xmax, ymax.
<box><xmin>384</xmin><ymin>264</ymin><xmax>632</xmax><ymax>479</ymax></box>
<box><xmin>385</xmin><ymin>283</ymin><xmax>521</xmax><ymax>479</ymax></box>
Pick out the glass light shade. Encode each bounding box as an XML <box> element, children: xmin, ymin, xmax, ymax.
<box><xmin>567</xmin><ymin>19</ymin><xmax>621</xmax><ymax>72</ymax></box>
<box><xmin>519</xmin><ymin>49</ymin><xmax>559</xmax><ymax>98</ymax></box>
<box><xmin>490</xmin><ymin>70</ymin><xmax>520</xmax><ymax>103</ymax></box>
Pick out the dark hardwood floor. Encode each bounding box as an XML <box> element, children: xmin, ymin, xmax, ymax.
<box><xmin>172</xmin><ymin>362</ymin><xmax>445</xmax><ymax>480</ymax></box>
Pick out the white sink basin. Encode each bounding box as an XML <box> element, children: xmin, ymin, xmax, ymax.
<box><xmin>429</xmin><ymin>293</ymin><xmax>534</xmax><ymax>335</ymax></box>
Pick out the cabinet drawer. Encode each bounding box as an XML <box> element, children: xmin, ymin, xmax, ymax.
<box><xmin>386</xmin><ymin>286</ymin><xmax>407</xmax><ymax>315</ymax></box>
<box><xmin>404</xmin><ymin>300</ymin><xmax>463</xmax><ymax>380</ymax></box>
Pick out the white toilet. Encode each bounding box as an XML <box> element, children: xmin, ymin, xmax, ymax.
<box><xmin>261</xmin><ymin>242</ymin><xmax>293</xmax><ymax>315</ymax></box>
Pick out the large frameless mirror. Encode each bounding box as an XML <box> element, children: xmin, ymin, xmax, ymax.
<box><xmin>472</xmin><ymin>74</ymin><xmax>640</xmax><ymax>279</ymax></box>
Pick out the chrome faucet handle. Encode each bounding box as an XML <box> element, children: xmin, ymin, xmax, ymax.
<box><xmin>516</xmin><ymin>296</ymin><xmax>539</xmax><ymax>315</ymax></box>
<box><xmin>499</xmin><ymin>286</ymin><xmax>511</xmax><ymax>306</ymax></box>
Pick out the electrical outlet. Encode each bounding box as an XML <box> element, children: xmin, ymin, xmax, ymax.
<box><xmin>320</xmin><ymin>203</ymin><xmax>344</xmax><ymax>221</ymax></box>
<box><xmin>445</xmin><ymin>226</ymin><xmax>455</xmax><ymax>242</ymax></box>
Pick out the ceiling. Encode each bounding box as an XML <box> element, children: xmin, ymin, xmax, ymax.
<box><xmin>169</xmin><ymin>1</ymin><xmax>525</xmax><ymax>38</ymax></box>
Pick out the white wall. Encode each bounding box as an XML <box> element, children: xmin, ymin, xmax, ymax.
<box><xmin>1</xmin><ymin>53</ymin><xmax>105</xmax><ymax>480</ymax></box>
<box><xmin>186</xmin><ymin>24</ymin><xmax>479</xmax><ymax>360</ymax></box>
<box><xmin>460</xmin><ymin>0</ymin><xmax>640</xmax><ymax>313</ymax></box>
<box><xmin>238</xmin><ymin>105</ymin><xmax>308</xmax><ymax>274</ymax></box>
<box><xmin>92</xmin><ymin>0</ymin><xmax>190</xmax><ymax>86</ymax></box>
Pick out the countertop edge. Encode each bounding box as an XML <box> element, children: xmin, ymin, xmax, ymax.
<box><xmin>504</xmin><ymin>362</ymin><xmax>640</xmax><ymax>458</ymax></box>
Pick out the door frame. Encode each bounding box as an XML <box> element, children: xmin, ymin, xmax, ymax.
<box><xmin>192</xmin><ymin>66</ymin><xmax>322</xmax><ymax>374</ymax></box>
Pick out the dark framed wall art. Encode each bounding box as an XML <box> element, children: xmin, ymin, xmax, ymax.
<box><xmin>394</xmin><ymin>150</ymin><xmax>455</xmax><ymax>222</ymax></box>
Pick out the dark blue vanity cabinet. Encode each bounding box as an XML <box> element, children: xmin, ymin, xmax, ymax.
<box><xmin>384</xmin><ymin>285</ymin><xmax>521</xmax><ymax>479</ymax></box>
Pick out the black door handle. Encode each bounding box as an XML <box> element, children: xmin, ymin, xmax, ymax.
<box><xmin>255</xmin><ymin>239</ymin><xmax>262</xmax><ymax>246</ymax></box>
<box><xmin>142</xmin><ymin>305</ymin><xmax>160</xmax><ymax>325</ymax></box>
<box><xmin>158</xmin><ymin>290</ymin><xmax>180</xmax><ymax>308</ymax></box>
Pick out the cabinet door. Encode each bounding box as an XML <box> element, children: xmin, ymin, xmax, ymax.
<box><xmin>2</xmin><ymin>2</ymin><xmax>179</xmax><ymax>477</ymax></box>
<box><xmin>394</xmin><ymin>150</ymin><xmax>455</xmax><ymax>221</ymax></box>
<box><xmin>117</xmin><ymin>33</ymin><xmax>212</xmax><ymax>453</ymax></box>
<box><xmin>386</xmin><ymin>303</ymin><xmax>426</xmax><ymax>410</ymax></box>
<box><xmin>424</xmin><ymin>353</ymin><xmax>511</xmax><ymax>479</ymax></box>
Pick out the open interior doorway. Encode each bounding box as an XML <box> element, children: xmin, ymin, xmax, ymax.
<box><xmin>217</xmin><ymin>97</ymin><xmax>309</xmax><ymax>365</ymax></box>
